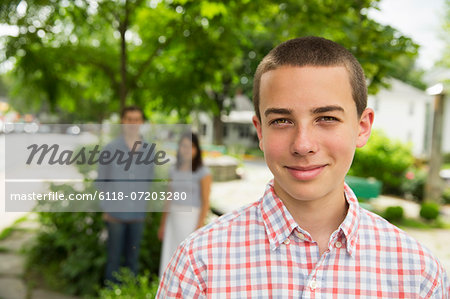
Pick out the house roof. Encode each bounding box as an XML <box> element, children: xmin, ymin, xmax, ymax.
<box><xmin>221</xmin><ymin>110</ymin><xmax>254</xmax><ymax>124</ymax></box>
<box><xmin>368</xmin><ymin>78</ymin><xmax>429</xmax><ymax>102</ymax></box>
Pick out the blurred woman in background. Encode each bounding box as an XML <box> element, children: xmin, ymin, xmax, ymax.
<box><xmin>158</xmin><ymin>131</ymin><xmax>212</xmax><ymax>278</ymax></box>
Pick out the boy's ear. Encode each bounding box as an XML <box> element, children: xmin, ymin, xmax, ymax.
<box><xmin>356</xmin><ymin>108</ymin><xmax>374</xmax><ymax>148</ymax></box>
<box><xmin>252</xmin><ymin>115</ymin><xmax>264</xmax><ymax>151</ymax></box>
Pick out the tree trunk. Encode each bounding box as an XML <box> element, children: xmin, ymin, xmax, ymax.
<box><xmin>118</xmin><ymin>0</ymin><xmax>130</xmax><ymax>112</ymax></box>
<box><xmin>213</xmin><ymin>114</ymin><xmax>223</xmax><ymax>145</ymax></box>
<box><xmin>425</xmin><ymin>93</ymin><xmax>446</xmax><ymax>203</ymax></box>
<box><xmin>211</xmin><ymin>79</ymin><xmax>233</xmax><ymax>145</ymax></box>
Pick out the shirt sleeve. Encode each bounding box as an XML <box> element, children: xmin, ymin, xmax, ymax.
<box><xmin>420</xmin><ymin>258</ymin><xmax>450</xmax><ymax>299</ymax></box>
<box><xmin>197</xmin><ymin>166</ymin><xmax>210</xmax><ymax>179</ymax></box>
<box><xmin>156</xmin><ymin>241</ymin><xmax>205</xmax><ymax>298</ymax></box>
<box><xmin>429</xmin><ymin>267</ymin><xmax>449</xmax><ymax>298</ymax></box>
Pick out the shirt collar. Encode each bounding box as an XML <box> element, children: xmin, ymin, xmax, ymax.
<box><xmin>260</xmin><ymin>180</ymin><xmax>360</xmax><ymax>255</ymax></box>
<box><xmin>260</xmin><ymin>180</ymin><xmax>298</xmax><ymax>251</ymax></box>
<box><xmin>340</xmin><ymin>183</ymin><xmax>361</xmax><ymax>256</ymax></box>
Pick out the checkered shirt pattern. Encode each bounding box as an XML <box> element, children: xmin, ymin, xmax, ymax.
<box><xmin>157</xmin><ymin>181</ymin><xmax>449</xmax><ymax>298</ymax></box>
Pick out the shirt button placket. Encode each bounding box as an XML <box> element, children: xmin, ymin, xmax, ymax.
<box><xmin>309</xmin><ymin>278</ymin><xmax>317</xmax><ymax>291</ymax></box>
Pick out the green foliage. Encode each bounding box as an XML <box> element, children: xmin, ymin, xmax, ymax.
<box><xmin>244</xmin><ymin>147</ymin><xmax>265</xmax><ymax>158</ymax></box>
<box><xmin>442</xmin><ymin>188</ymin><xmax>450</xmax><ymax>204</ymax></box>
<box><xmin>26</xmin><ymin>202</ymin><xmax>162</xmax><ymax>296</ymax></box>
<box><xmin>25</xmin><ymin>210</ymin><xmax>106</xmax><ymax>296</ymax></box>
<box><xmin>436</xmin><ymin>0</ymin><xmax>450</xmax><ymax>70</ymax></box>
<box><xmin>401</xmin><ymin>169</ymin><xmax>427</xmax><ymax>201</ymax></box>
<box><xmin>98</xmin><ymin>269</ymin><xmax>159</xmax><ymax>299</ymax></box>
<box><xmin>349</xmin><ymin>130</ymin><xmax>414</xmax><ymax>195</ymax></box>
<box><xmin>384</xmin><ymin>206</ymin><xmax>404</xmax><ymax>222</ymax></box>
<box><xmin>0</xmin><ymin>0</ymin><xmax>421</xmax><ymax>127</ymax></box>
<box><xmin>0</xmin><ymin>226</ymin><xmax>14</xmax><ymax>241</ymax></box>
<box><xmin>419</xmin><ymin>202</ymin><xmax>440</xmax><ymax>221</ymax></box>
<box><xmin>25</xmin><ymin>176</ymin><xmax>162</xmax><ymax>296</ymax></box>
<box><xmin>443</xmin><ymin>152</ymin><xmax>450</xmax><ymax>164</ymax></box>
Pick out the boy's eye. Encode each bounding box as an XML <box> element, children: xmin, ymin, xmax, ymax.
<box><xmin>317</xmin><ymin>116</ymin><xmax>339</xmax><ymax>122</ymax></box>
<box><xmin>269</xmin><ymin>118</ymin><xmax>292</xmax><ymax>126</ymax></box>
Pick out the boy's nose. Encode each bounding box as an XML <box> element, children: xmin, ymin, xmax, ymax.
<box><xmin>290</xmin><ymin>126</ymin><xmax>318</xmax><ymax>156</ymax></box>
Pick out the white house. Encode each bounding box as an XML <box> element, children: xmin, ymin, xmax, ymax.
<box><xmin>443</xmin><ymin>93</ymin><xmax>450</xmax><ymax>153</ymax></box>
<box><xmin>368</xmin><ymin>78</ymin><xmax>450</xmax><ymax>157</ymax></box>
<box><xmin>367</xmin><ymin>79</ymin><xmax>432</xmax><ymax>157</ymax></box>
<box><xmin>195</xmin><ymin>93</ymin><xmax>258</xmax><ymax>150</ymax></box>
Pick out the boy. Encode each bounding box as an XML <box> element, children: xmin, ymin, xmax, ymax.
<box><xmin>157</xmin><ymin>37</ymin><xmax>449</xmax><ymax>298</ymax></box>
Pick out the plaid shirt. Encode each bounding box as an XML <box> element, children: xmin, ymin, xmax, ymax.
<box><xmin>157</xmin><ymin>181</ymin><xmax>449</xmax><ymax>298</ymax></box>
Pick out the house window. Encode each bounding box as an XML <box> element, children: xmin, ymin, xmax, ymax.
<box><xmin>223</xmin><ymin>124</ymin><xmax>228</xmax><ymax>137</ymax></box>
<box><xmin>409</xmin><ymin>102</ymin><xmax>414</xmax><ymax>116</ymax></box>
<box><xmin>239</xmin><ymin>125</ymin><xmax>250</xmax><ymax>138</ymax></box>
<box><xmin>201</xmin><ymin>123</ymin><xmax>207</xmax><ymax>136</ymax></box>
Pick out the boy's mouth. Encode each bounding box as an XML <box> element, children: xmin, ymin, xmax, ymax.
<box><xmin>285</xmin><ymin>164</ymin><xmax>327</xmax><ymax>180</ymax></box>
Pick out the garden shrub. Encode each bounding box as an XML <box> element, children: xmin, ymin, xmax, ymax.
<box><xmin>349</xmin><ymin>130</ymin><xmax>414</xmax><ymax>195</ymax></box>
<box><xmin>26</xmin><ymin>210</ymin><xmax>106</xmax><ymax>295</ymax></box>
<box><xmin>443</xmin><ymin>188</ymin><xmax>450</xmax><ymax>205</ymax></box>
<box><xmin>419</xmin><ymin>202</ymin><xmax>440</xmax><ymax>221</ymax></box>
<box><xmin>25</xmin><ymin>156</ymin><xmax>163</xmax><ymax>297</ymax></box>
<box><xmin>443</xmin><ymin>152</ymin><xmax>450</xmax><ymax>164</ymax></box>
<box><xmin>26</xmin><ymin>188</ymin><xmax>162</xmax><ymax>296</ymax></box>
<box><xmin>401</xmin><ymin>169</ymin><xmax>427</xmax><ymax>201</ymax></box>
<box><xmin>384</xmin><ymin>206</ymin><xmax>404</xmax><ymax>222</ymax></box>
<box><xmin>98</xmin><ymin>269</ymin><xmax>159</xmax><ymax>299</ymax></box>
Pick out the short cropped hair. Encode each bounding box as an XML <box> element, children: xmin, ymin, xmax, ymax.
<box><xmin>252</xmin><ymin>36</ymin><xmax>367</xmax><ymax>120</ymax></box>
<box><xmin>120</xmin><ymin>105</ymin><xmax>145</xmax><ymax>120</ymax></box>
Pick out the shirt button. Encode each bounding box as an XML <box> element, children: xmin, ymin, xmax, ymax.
<box><xmin>309</xmin><ymin>279</ymin><xmax>317</xmax><ymax>290</ymax></box>
<box><xmin>283</xmin><ymin>238</ymin><xmax>290</xmax><ymax>245</ymax></box>
<box><xmin>296</xmin><ymin>232</ymin><xmax>306</xmax><ymax>240</ymax></box>
<box><xmin>335</xmin><ymin>241</ymin><xmax>342</xmax><ymax>248</ymax></box>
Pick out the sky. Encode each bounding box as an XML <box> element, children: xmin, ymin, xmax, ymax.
<box><xmin>368</xmin><ymin>0</ymin><xmax>446</xmax><ymax>70</ymax></box>
<box><xmin>0</xmin><ymin>0</ymin><xmax>447</xmax><ymax>71</ymax></box>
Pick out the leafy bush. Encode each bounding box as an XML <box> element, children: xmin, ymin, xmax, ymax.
<box><xmin>24</xmin><ymin>143</ymin><xmax>165</xmax><ymax>296</ymax></box>
<box><xmin>349</xmin><ymin>130</ymin><xmax>414</xmax><ymax>195</ymax></box>
<box><xmin>419</xmin><ymin>202</ymin><xmax>440</xmax><ymax>221</ymax></box>
<box><xmin>25</xmin><ymin>180</ymin><xmax>162</xmax><ymax>296</ymax></box>
<box><xmin>443</xmin><ymin>188</ymin><xmax>450</xmax><ymax>205</ymax></box>
<box><xmin>443</xmin><ymin>152</ymin><xmax>450</xmax><ymax>164</ymax></box>
<box><xmin>26</xmin><ymin>210</ymin><xmax>106</xmax><ymax>295</ymax></box>
<box><xmin>401</xmin><ymin>169</ymin><xmax>427</xmax><ymax>201</ymax></box>
<box><xmin>384</xmin><ymin>206</ymin><xmax>404</xmax><ymax>222</ymax></box>
<box><xmin>98</xmin><ymin>269</ymin><xmax>159</xmax><ymax>299</ymax></box>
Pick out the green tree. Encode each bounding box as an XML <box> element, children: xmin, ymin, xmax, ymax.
<box><xmin>1</xmin><ymin>0</ymin><xmax>421</xmax><ymax>140</ymax></box>
<box><xmin>436</xmin><ymin>0</ymin><xmax>450</xmax><ymax>69</ymax></box>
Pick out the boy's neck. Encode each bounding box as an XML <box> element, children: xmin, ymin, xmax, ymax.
<box><xmin>274</xmin><ymin>182</ymin><xmax>349</xmax><ymax>254</ymax></box>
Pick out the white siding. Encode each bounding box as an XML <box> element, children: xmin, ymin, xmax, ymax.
<box><xmin>367</xmin><ymin>79</ymin><xmax>431</xmax><ymax>157</ymax></box>
<box><xmin>443</xmin><ymin>97</ymin><xmax>450</xmax><ymax>153</ymax></box>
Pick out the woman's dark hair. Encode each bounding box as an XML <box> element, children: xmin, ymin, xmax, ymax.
<box><xmin>176</xmin><ymin>131</ymin><xmax>203</xmax><ymax>172</ymax></box>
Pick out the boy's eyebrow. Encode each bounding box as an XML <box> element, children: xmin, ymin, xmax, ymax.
<box><xmin>264</xmin><ymin>108</ymin><xmax>293</xmax><ymax>117</ymax></box>
<box><xmin>311</xmin><ymin>105</ymin><xmax>344</xmax><ymax>114</ymax></box>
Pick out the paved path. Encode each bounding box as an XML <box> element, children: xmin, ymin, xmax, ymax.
<box><xmin>0</xmin><ymin>214</ymin><xmax>79</xmax><ymax>299</ymax></box>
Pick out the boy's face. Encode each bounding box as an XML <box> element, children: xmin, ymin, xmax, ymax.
<box><xmin>252</xmin><ymin>66</ymin><xmax>373</xmax><ymax>204</ymax></box>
